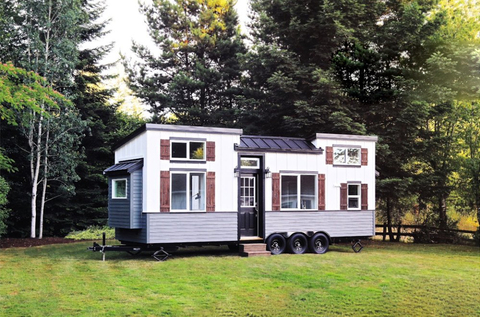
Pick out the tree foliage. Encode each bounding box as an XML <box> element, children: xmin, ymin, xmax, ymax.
<box><xmin>128</xmin><ymin>0</ymin><xmax>246</xmax><ymax>126</ymax></box>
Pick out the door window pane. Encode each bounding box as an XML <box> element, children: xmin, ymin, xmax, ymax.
<box><xmin>190</xmin><ymin>173</ymin><xmax>205</xmax><ymax>210</ymax></box>
<box><xmin>240</xmin><ymin>176</ymin><xmax>255</xmax><ymax>207</ymax></box>
<box><xmin>281</xmin><ymin>175</ymin><xmax>298</xmax><ymax>209</ymax></box>
<box><xmin>172</xmin><ymin>174</ymin><xmax>187</xmax><ymax>209</ymax></box>
<box><xmin>300</xmin><ymin>175</ymin><xmax>315</xmax><ymax>209</ymax></box>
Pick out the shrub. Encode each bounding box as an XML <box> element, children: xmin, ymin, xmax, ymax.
<box><xmin>65</xmin><ymin>226</ymin><xmax>114</xmax><ymax>240</ymax></box>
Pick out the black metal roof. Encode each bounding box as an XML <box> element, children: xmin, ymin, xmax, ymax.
<box><xmin>236</xmin><ymin>136</ymin><xmax>323</xmax><ymax>154</ymax></box>
<box><xmin>104</xmin><ymin>159</ymin><xmax>143</xmax><ymax>175</ymax></box>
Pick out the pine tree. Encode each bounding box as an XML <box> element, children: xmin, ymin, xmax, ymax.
<box><xmin>128</xmin><ymin>0</ymin><xmax>246</xmax><ymax>126</ymax></box>
<box><xmin>240</xmin><ymin>0</ymin><xmax>384</xmax><ymax>136</ymax></box>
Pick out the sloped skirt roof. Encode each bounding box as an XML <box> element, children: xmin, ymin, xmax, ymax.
<box><xmin>104</xmin><ymin>158</ymin><xmax>143</xmax><ymax>175</ymax></box>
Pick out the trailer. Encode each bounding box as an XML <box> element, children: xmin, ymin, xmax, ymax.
<box><xmin>91</xmin><ymin>124</ymin><xmax>377</xmax><ymax>260</ymax></box>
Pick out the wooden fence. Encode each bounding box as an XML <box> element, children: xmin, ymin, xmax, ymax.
<box><xmin>375</xmin><ymin>224</ymin><xmax>477</xmax><ymax>243</ymax></box>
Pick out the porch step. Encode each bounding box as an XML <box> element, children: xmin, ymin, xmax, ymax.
<box><xmin>239</xmin><ymin>243</ymin><xmax>271</xmax><ymax>257</ymax></box>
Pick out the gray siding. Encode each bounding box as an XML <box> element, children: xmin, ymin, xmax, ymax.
<box><xmin>130</xmin><ymin>170</ymin><xmax>143</xmax><ymax>228</ymax></box>
<box><xmin>115</xmin><ymin>215</ymin><xmax>147</xmax><ymax>243</ymax></box>
<box><xmin>146</xmin><ymin>212</ymin><xmax>237</xmax><ymax>244</ymax></box>
<box><xmin>265</xmin><ymin>210</ymin><xmax>375</xmax><ymax>238</ymax></box>
<box><xmin>108</xmin><ymin>175</ymin><xmax>131</xmax><ymax>228</ymax></box>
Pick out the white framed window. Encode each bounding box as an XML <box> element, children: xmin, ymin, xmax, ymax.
<box><xmin>334</xmin><ymin>147</ymin><xmax>360</xmax><ymax>166</ymax></box>
<box><xmin>112</xmin><ymin>179</ymin><xmax>127</xmax><ymax>199</ymax></box>
<box><xmin>347</xmin><ymin>184</ymin><xmax>361</xmax><ymax>210</ymax></box>
<box><xmin>240</xmin><ymin>157</ymin><xmax>260</xmax><ymax>169</ymax></box>
<box><xmin>281</xmin><ymin>174</ymin><xmax>317</xmax><ymax>210</ymax></box>
<box><xmin>171</xmin><ymin>172</ymin><xmax>206</xmax><ymax>211</ymax></box>
<box><xmin>171</xmin><ymin>141</ymin><xmax>205</xmax><ymax>161</ymax></box>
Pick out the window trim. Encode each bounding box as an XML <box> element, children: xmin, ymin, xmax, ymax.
<box><xmin>112</xmin><ymin>178</ymin><xmax>128</xmax><ymax>199</ymax></box>
<box><xmin>347</xmin><ymin>183</ymin><xmax>361</xmax><ymax>210</ymax></box>
<box><xmin>170</xmin><ymin>140</ymin><xmax>206</xmax><ymax>161</ymax></box>
<box><xmin>333</xmin><ymin>146</ymin><xmax>361</xmax><ymax>166</ymax></box>
<box><xmin>170</xmin><ymin>171</ymin><xmax>206</xmax><ymax>212</ymax></box>
<box><xmin>280</xmin><ymin>174</ymin><xmax>317</xmax><ymax>211</ymax></box>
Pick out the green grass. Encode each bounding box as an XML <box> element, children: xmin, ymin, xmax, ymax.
<box><xmin>0</xmin><ymin>241</ymin><xmax>479</xmax><ymax>317</ymax></box>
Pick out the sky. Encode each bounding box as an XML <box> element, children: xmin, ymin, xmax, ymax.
<box><xmin>100</xmin><ymin>0</ymin><xmax>250</xmax><ymax>65</ymax></box>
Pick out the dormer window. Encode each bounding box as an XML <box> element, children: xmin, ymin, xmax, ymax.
<box><xmin>171</xmin><ymin>141</ymin><xmax>205</xmax><ymax>161</ymax></box>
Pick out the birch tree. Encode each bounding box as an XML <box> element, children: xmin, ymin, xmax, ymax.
<box><xmin>1</xmin><ymin>0</ymin><xmax>85</xmax><ymax>238</ymax></box>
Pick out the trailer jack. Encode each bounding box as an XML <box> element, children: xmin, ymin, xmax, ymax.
<box><xmin>351</xmin><ymin>239</ymin><xmax>364</xmax><ymax>253</ymax></box>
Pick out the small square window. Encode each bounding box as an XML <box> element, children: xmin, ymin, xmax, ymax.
<box><xmin>172</xmin><ymin>142</ymin><xmax>187</xmax><ymax>159</ymax></box>
<box><xmin>190</xmin><ymin>142</ymin><xmax>205</xmax><ymax>160</ymax></box>
<box><xmin>112</xmin><ymin>179</ymin><xmax>127</xmax><ymax>199</ymax></box>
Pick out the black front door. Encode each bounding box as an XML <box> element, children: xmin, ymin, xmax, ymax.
<box><xmin>239</xmin><ymin>173</ymin><xmax>258</xmax><ymax>237</ymax></box>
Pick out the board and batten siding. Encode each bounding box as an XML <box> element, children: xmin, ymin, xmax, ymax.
<box><xmin>108</xmin><ymin>175</ymin><xmax>131</xmax><ymax>228</ymax></box>
<box><xmin>145</xmin><ymin>212</ymin><xmax>237</xmax><ymax>244</ymax></box>
<box><xmin>265</xmin><ymin>211</ymin><xmax>375</xmax><ymax>238</ymax></box>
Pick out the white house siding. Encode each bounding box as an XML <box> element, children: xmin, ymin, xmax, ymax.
<box><xmin>312</xmin><ymin>134</ymin><xmax>377</xmax><ymax>211</ymax></box>
<box><xmin>263</xmin><ymin>152</ymin><xmax>322</xmax><ymax>211</ymax></box>
<box><xmin>147</xmin><ymin>128</ymin><xmax>240</xmax><ymax>213</ymax></box>
<box><xmin>146</xmin><ymin>213</ymin><xmax>238</xmax><ymax>244</ymax></box>
<box><xmin>265</xmin><ymin>211</ymin><xmax>375</xmax><ymax>238</ymax></box>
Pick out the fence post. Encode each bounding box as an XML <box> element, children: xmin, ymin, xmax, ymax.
<box><xmin>382</xmin><ymin>223</ymin><xmax>387</xmax><ymax>241</ymax></box>
<box><xmin>396</xmin><ymin>224</ymin><xmax>402</xmax><ymax>242</ymax></box>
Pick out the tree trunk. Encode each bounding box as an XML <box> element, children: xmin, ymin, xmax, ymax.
<box><xmin>38</xmin><ymin>0</ymin><xmax>53</xmax><ymax>240</ymax></box>
<box><xmin>30</xmin><ymin>112</ymin><xmax>43</xmax><ymax>238</ymax></box>
<box><xmin>438</xmin><ymin>195</ymin><xmax>448</xmax><ymax>229</ymax></box>
<box><xmin>39</xmin><ymin>121</ymin><xmax>50</xmax><ymax>239</ymax></box>
<box><xmin>386</xmin><ymin>197</ymin><xmax>395</xmax><ymax>241</ymax></box>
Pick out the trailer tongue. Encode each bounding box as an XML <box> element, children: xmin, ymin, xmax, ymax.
<box><xmin>87</xmin><ymin>233</ymin><xmax>173</xmax><ymax>261</ymax></box>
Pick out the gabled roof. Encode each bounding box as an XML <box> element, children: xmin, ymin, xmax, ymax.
<box><xmin>236</xmin><ymin>136</ymin><xmax>323</xmax><ymax>154</ymax></box>
<box><xmin>104</xmin><ymin>159</ymin><xmax>143</xmax><ymax>175</ymax></box>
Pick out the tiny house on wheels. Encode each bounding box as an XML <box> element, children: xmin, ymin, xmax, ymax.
<box><xmin>100</xmin><ymin>123</ymin><xmax>377</xmax><ymax>258</ymax></box>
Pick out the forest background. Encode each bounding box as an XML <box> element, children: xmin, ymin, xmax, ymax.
<box><xmin>0</xmin><ymin>0</ymin><xmax>479</xmax><ymax>241</ymax></box>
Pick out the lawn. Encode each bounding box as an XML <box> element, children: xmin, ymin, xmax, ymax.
<box><xmin>0</xmin><ymin>241</ymin><xmax>478</xmax><ymax>317</ymax></box>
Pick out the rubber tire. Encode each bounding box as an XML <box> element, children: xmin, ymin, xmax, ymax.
<box><xmin>266</xmin><ymin>234</ymin><xmax>286</xmax><ymax>255</ymax></box>
<box><xmin>288</xmin><ymin>233</ymin><xmax>308</xmax><ymax>254</ymax></box>
<box><xmin>309</xmin><ymin>233</ymin><xmax>329</xmax><ymax>254</ymax></box>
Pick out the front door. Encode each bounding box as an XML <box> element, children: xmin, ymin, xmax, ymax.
<box><xmin>239</xmin><ymin>173</ymin><xmax>258</xmax><ymax>237</ymax></box>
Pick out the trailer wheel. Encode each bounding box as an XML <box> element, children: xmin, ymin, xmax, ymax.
<box><xmin>309</xmin><ymin>233</ymin><xmax>329</xmax><ymax>254</ymax></box>
<box><xmin>266</xmin><ymin>234</ymin><xmax>286</xmax><ymax>255</ymax></box>
<box><xmin>288</xmin><ymin>233</ymin><xmax>308</xmax><ymax>254</ymax></box>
